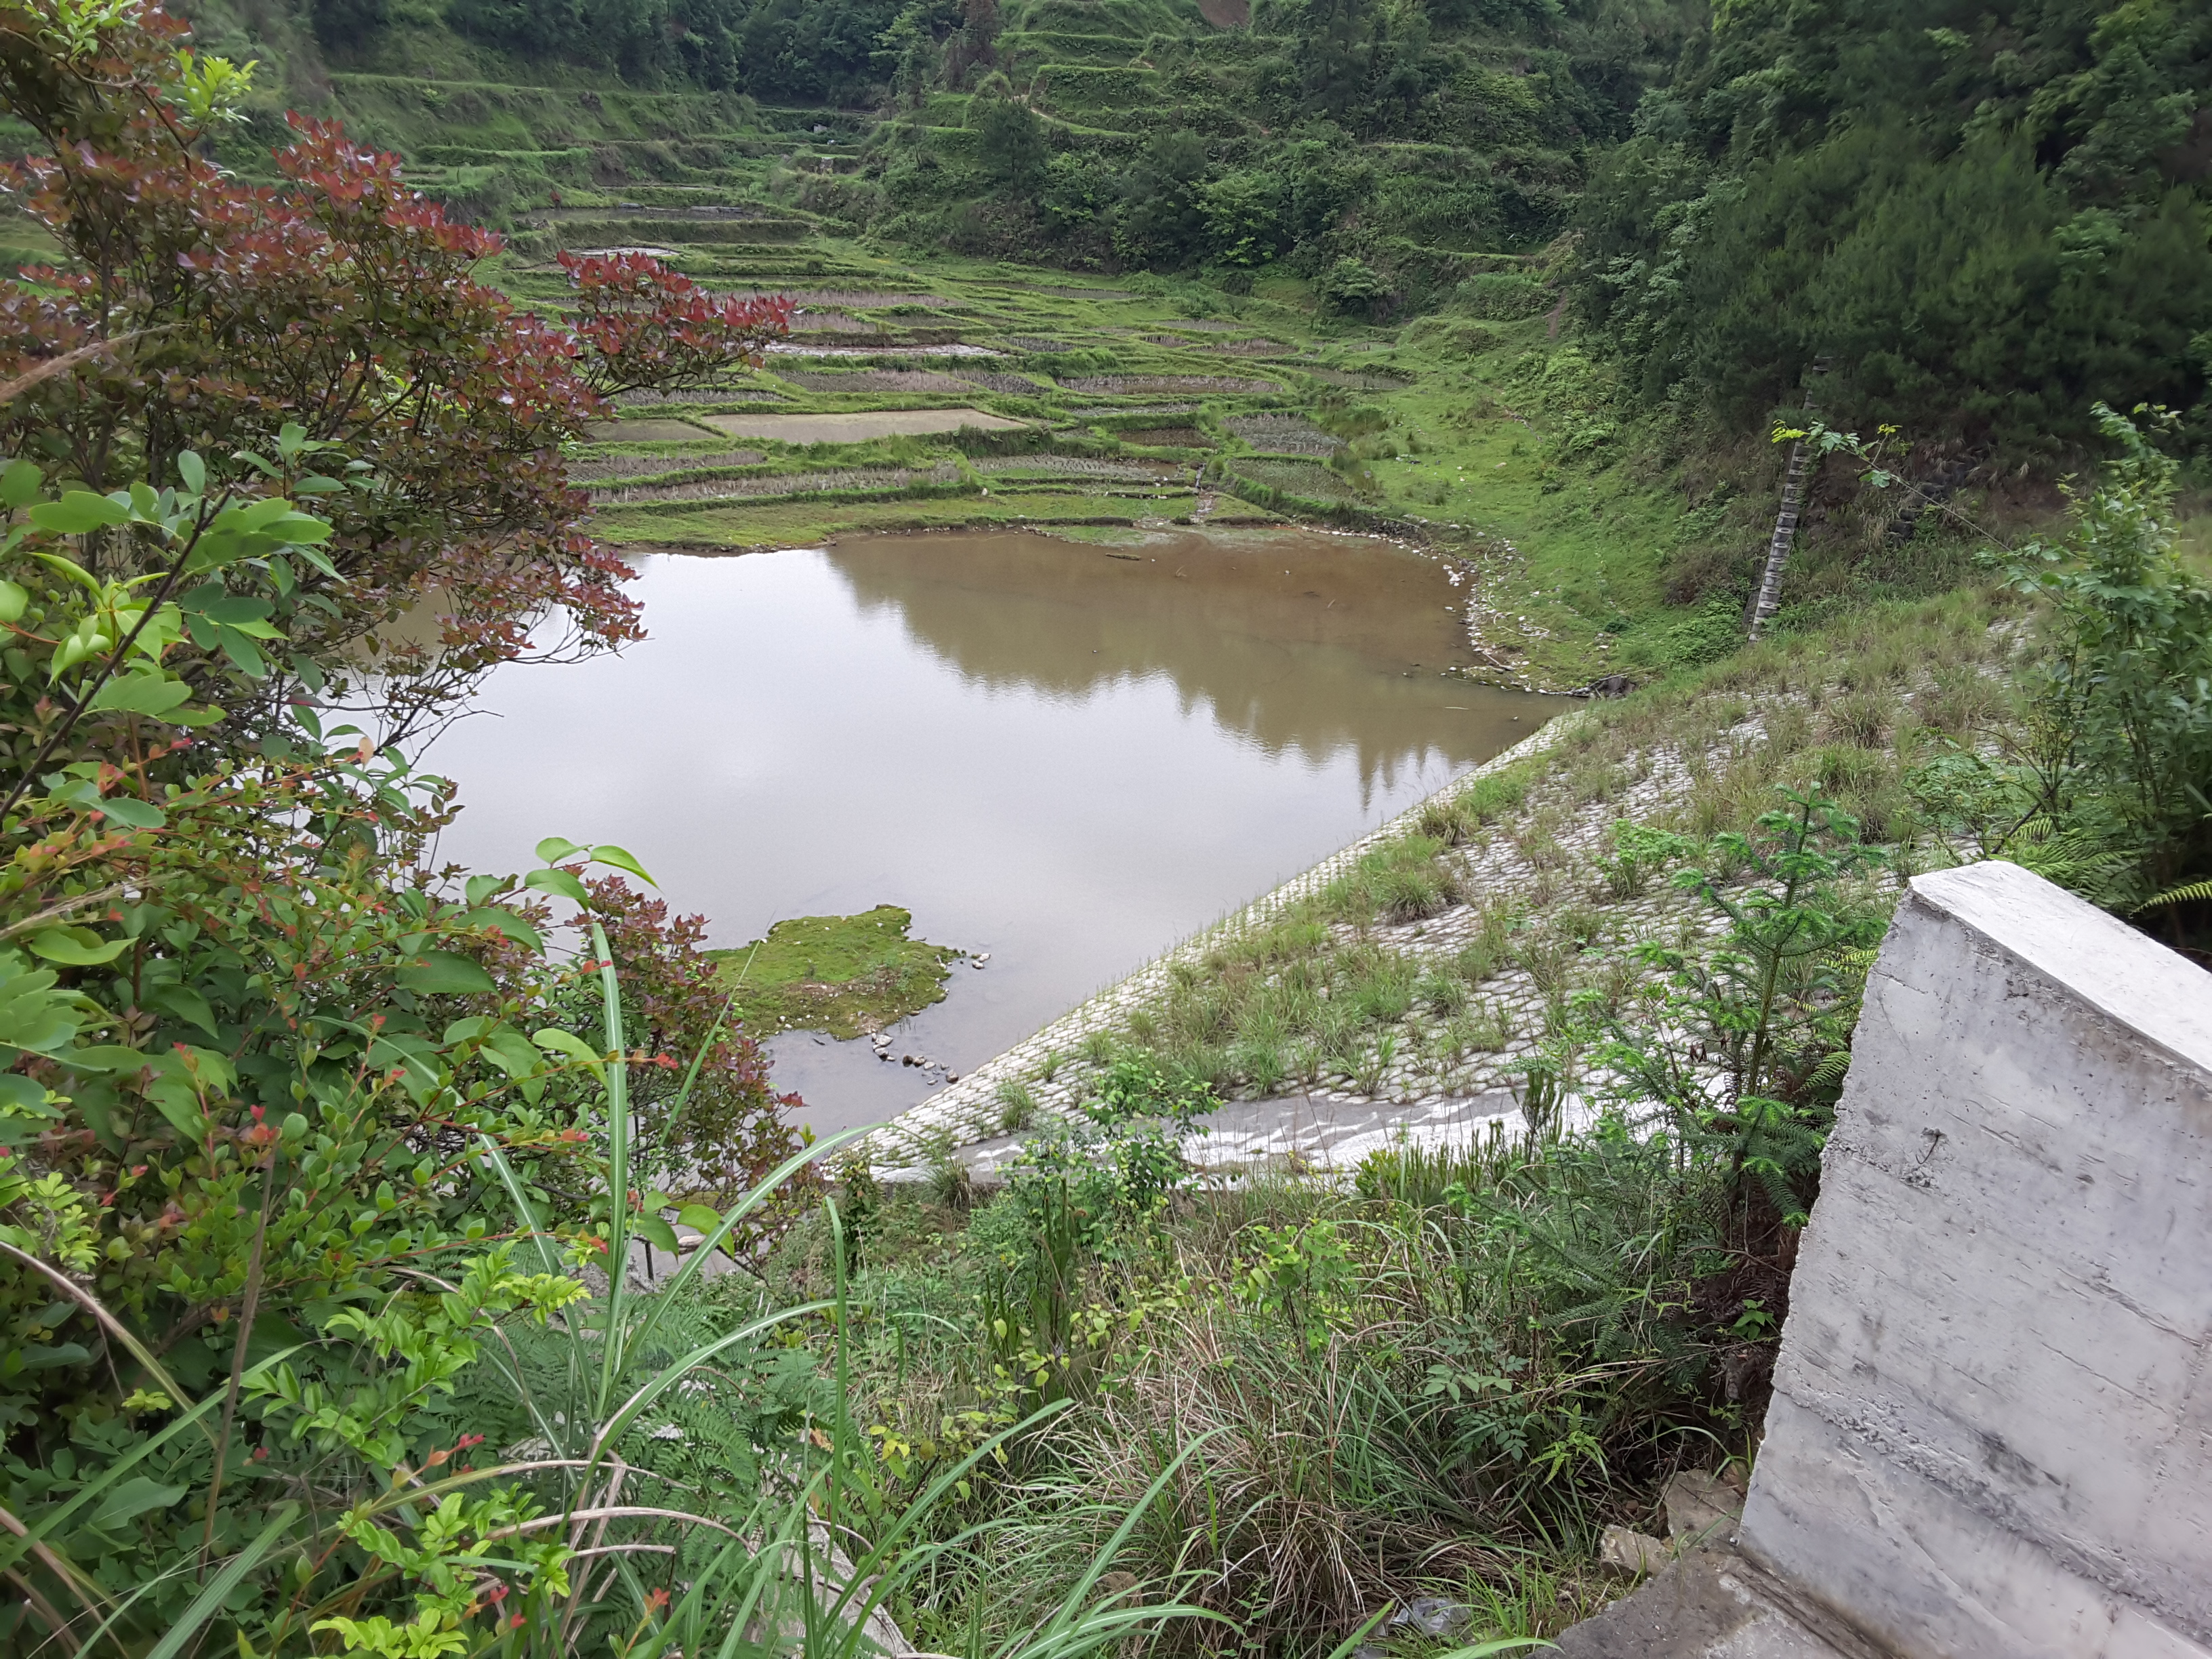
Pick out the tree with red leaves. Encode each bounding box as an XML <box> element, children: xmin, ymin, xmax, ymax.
<box><xmin>0</xmin><ymin>0</ymin><xmax>806</xmax><ymax>1261</ymax></box>
<box><xmin>575</xmin><ymin>874</ymin><xmax>810</xmax><ymax>1211</ymax></box>
<box><xmin>0</xmin><ymin>0</ymin><xmax>789</xmax><ymax>743</ymax></box>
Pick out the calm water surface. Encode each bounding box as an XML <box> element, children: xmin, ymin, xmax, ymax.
<box><xmin>424</xmin><ymin>528</ymin><xmax>1549</xmax><ymax>1134</ymax></box>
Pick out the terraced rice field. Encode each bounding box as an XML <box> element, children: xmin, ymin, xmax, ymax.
<box><xmin>495</xmin><ymin>194</ymin><xmax>1448</xmax><ymax>550</ymax></box>
<box><xmin>699</xmin><ymin>408</ymin><xmax>1027</xmax><ymax>443</ymax></box>
<box><xmin>440</xmin><ymin>118</ymin><xmax>1612</xmax><ymax>656</ymax></box>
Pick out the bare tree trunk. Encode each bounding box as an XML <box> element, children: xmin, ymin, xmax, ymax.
<box><xmin>1747</xmin><ymin>371</ymin><xmax>1824</xmax><ymax>641</ymax></box>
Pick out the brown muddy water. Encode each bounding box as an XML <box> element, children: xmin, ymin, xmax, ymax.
<box><xmin>423</xmin><ymin>527</ymin><xmax>1550</xmax><ymax>1136</ymax></box>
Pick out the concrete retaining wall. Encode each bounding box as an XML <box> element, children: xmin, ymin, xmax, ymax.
<box><xmin>1738</xmin><ymin>861</ymin><xmax>2212</xmax><ymax>1659</ymax></box>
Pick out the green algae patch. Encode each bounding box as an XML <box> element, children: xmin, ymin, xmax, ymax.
<box><xmin>709</xmin><ymin>906</ymin><xmax>960</xmax><ymax>1039</ymax></box>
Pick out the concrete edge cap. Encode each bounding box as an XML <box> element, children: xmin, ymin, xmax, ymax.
<box><xmin>1908</xmin><ymin>860</ymin><xmax>2212</xmax><ymax>1072</ymax></box>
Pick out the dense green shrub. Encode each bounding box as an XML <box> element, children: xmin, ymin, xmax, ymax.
<box><xmin>0</xmin><ymin>12</ymin><xmax>837</xmax><ymax>1654</ymax></box>
<box><xmin>1905</xmin><ymin>407</ymin><xmax>2212</xmax><ymax>928</ymax></box>
<box><xmin>1452</xmin><ymin>270</ymin><xmax>1549</xmax><ymax>319</ymax></box>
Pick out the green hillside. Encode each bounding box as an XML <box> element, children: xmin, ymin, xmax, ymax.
<box><xmin>155</xmin><ymin>0</ymin><xmax>1677</xmax><ymax>287</ymax></box>
<box><xmin>134</xmin><ymin>0</ymin><xmax>2209</xmax><ymax>465</ymax></box>
<box><xmin>852</xmin><ymin>0</ymin><xmax>1689</xmax><ymax>288</ymax></box>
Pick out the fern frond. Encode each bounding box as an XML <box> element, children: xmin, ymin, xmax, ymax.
<box><xmin>2133</xmin><ymin>880</ymin><xmax>2212</xmax><ymax>914</ymax></box>
<box><xmin>1803</xmin><ymin>1049</ymin><xmax>1851</xmax><ymax>1093</ymax></box>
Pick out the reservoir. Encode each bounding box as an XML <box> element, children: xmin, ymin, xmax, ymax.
<box><xmin>424</xmin><ymin>526</ymin><xmax>1549</xmax><ymax>1133</ymax></box>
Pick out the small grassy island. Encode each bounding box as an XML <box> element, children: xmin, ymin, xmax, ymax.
<box><xmin>709</xmin><ymin>905</ymin><xmax>963</xmax><ymax>1038</ymax></box>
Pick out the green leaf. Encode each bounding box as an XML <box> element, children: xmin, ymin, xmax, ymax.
<box><xmin>365</xmin><ymin>1033</ymin><xmax>445</xmax><ymax>1101</ymax></box>
<box><xmin>395</xmin><ymin>950</ymin><xmax>496</xmax><ymax>997</ymax></box>
<box><xmin>183</xmin><ymin>592</ymin><xmax>274</xmax><ymax>626</ymax></box>
<box><xmin>94</xmin><ymin>796</ymin><xmax>166</xmax><ymax>830</ymax></box>
<box><xmin>142</xmin><ymin>1044</ymin><xmax>235</xmax><ymax>1102</ymax></box>
<box><xmin>28</xmin><ymin>927</ymin><xmax>130</xmax><ymax>966</ymax></box>
<box><xmin>367</xmin><ymin>1031</ymin><xmax>441</xmax><ymax>1073</ymax></box>
<box><xmin>176</xmin><ymin>451</ymin><xmax>205</xmax><ymax>495</ymax></box>
<box><xmin>0</xmin><ymin>975</ymin><xmax>79</xmax><ymax>1057</ymax></box>
<box><xmin>462</xmin><ymin>905</ymin><xmax>544</xmax><ymax>951</ymax></box>
<box><xmin>147</xmin><ymin>982</ymin><xmax>219</xmax><ymax>1038</ymax></box>
<box><xmin>534</xmin><ymin>836</ymin><xmax>583</xmax><ymax>865</ymax></box>
<box><xmin>139</xmin><ymin>1504</ymin><xmax>300</xmax><ymax>1659</ymax></box>
<box><xmin>61</xmin><ymin>1045</ymin><xmax>155</xmax><ymax>1073</ymax></box>
<box><xmin>634</xmin><ymin>1213</ymin><xmax>680</xmax><ymax>1252</ymax></box>
<box><xmin>478</xmin><ymin>1027</ymin><xmax>544</xmax><ymax>1080</ymax></box>
<box><xmin>237</xmin><ymin>494</ymin><xmax>296</xmax><ymax>530</ymax></box>
<box><xmin>287</xmin><ymin>540</ymin><xmax>340</xmax><ymax>581</ymax></box>
<box><xmin>89</xmin><ymin>672</ymin><xmax>194</xmax><ymax>716</ymax></box>
<box><xmin>10</xmin><ymin>1342</ymin><xmax>90</xmax><ymax>1373</ymax></box>
<box><xmin>676</xmin><ymin>1204</ymin><xmax>725</xmax><ymax>1233</ymax></box>
<box><xmin>30</xmin><ymin>493</ymin><xmax>129</xmax><ymax>533</ymax></box>
<box><xmin>0</xmin><ymin>1074</ymin><xmax>52</xmax><ymax>1113</ymax></box>
<box><xmin>91</xmin><ymin>1477</ymin><xmax>188</xmax><ymax>1528</ymax></box>
<box><xmin>532</xmin><ymin>1027</ymin><xmax>604</xmax><ymax>1072</ymax></box>
<box><xmin>0</xmin><ymin>457</ymin><xmax>44</xmax><ymax>509</ymax></box>
<box><xmin>588</xmin><ymin>844</ymin><xmax>657</xmax><ymax>886</ymax></box>
<box><xmin>217</xmin><ymin>627</ymin><xmax>267</xmax><ymax>677</ymax></box>
<box><xmin>0</xmin><ymin>580</ymin><xmax>25</xmax><ymax>624</ymax></box>
<box><xmin>522</xmin><ymin>867</ymin><xmax>590</xmax><ymax>905</ymax></box>
<box><xmin>260</xmin><ymin>512</ymin><xmax>333</xmax><ymax>544</ymax></box>
<box><xmin>30</xmin><ymin>551</ymin><xmax>98</xmax><ymax>594</ymax></box>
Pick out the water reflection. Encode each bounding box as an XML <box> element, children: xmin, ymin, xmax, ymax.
<box><xmin>830</xmin><ymin>529</ymin><xmax>1483</xmax><ymax>802</ymax></box>
<box><xmin>422</xmin><ymin>528</ymin><xmax>1549</xmax><ymax>1136</ymax></box>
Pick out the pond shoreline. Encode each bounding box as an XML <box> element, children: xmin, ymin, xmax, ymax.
<box><xmin>864</xmin><ymin>710</ymin><xmax>1576</xmax><ymax>1166</ymax></box>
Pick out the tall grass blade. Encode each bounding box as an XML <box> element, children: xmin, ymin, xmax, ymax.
<box><xmin>594</xmin><ymin>918</ymin><xmax>633</xmax><ymax>1416</ymax></box>
<box><xmin>625</xmin><ymin>1120</ymin><xmax>878</xmax><ymax>1358</ymax></box>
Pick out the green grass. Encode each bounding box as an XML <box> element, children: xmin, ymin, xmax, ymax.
<box><xmin>779</xmin><ymin>1126</ymin><xmax>1718</xmax><ymax>1650</ymax></box>
<box><xmin>708</xmin><ymin>905</ymin><xmax>962</xmax><ymax>1038</ymax></box>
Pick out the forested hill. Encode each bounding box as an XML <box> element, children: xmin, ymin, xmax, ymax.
<box><xmin>158</xmin><ymin>0</ymin><xmax>2210</xmax><ymax>456</ymax></box>
<box><xmin>851</xmin><ymin>0</ymin><xmax>1692</xmax><ymax>287</ymax></box>
<box><xmin>178</xmin><ymin>0</ymin><xmax>1685</xmax><ymax>284</ymax></box>
<box><xmin>1574</xmin><ymin>0</ymin><xmax>2212</xmax><ymax>451</ymax></box>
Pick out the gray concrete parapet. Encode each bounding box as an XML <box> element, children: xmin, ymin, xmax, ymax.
<box><xmin>1738</xmin><ymin>860</ymin><xmax>2212</xmax><ymax>1659</ymax></box>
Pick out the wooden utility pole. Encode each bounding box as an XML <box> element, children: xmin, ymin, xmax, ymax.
<box><xmin>1747</xmin><ymin>365</ymin><xmax>1826</xmax><ymax>641</ymax></box>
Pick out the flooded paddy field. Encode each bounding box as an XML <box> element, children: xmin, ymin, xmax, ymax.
<box><xmin>699</xmin><ymin>407</ymin><xmax>1027</xmax><ymax>443</ymax></box>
